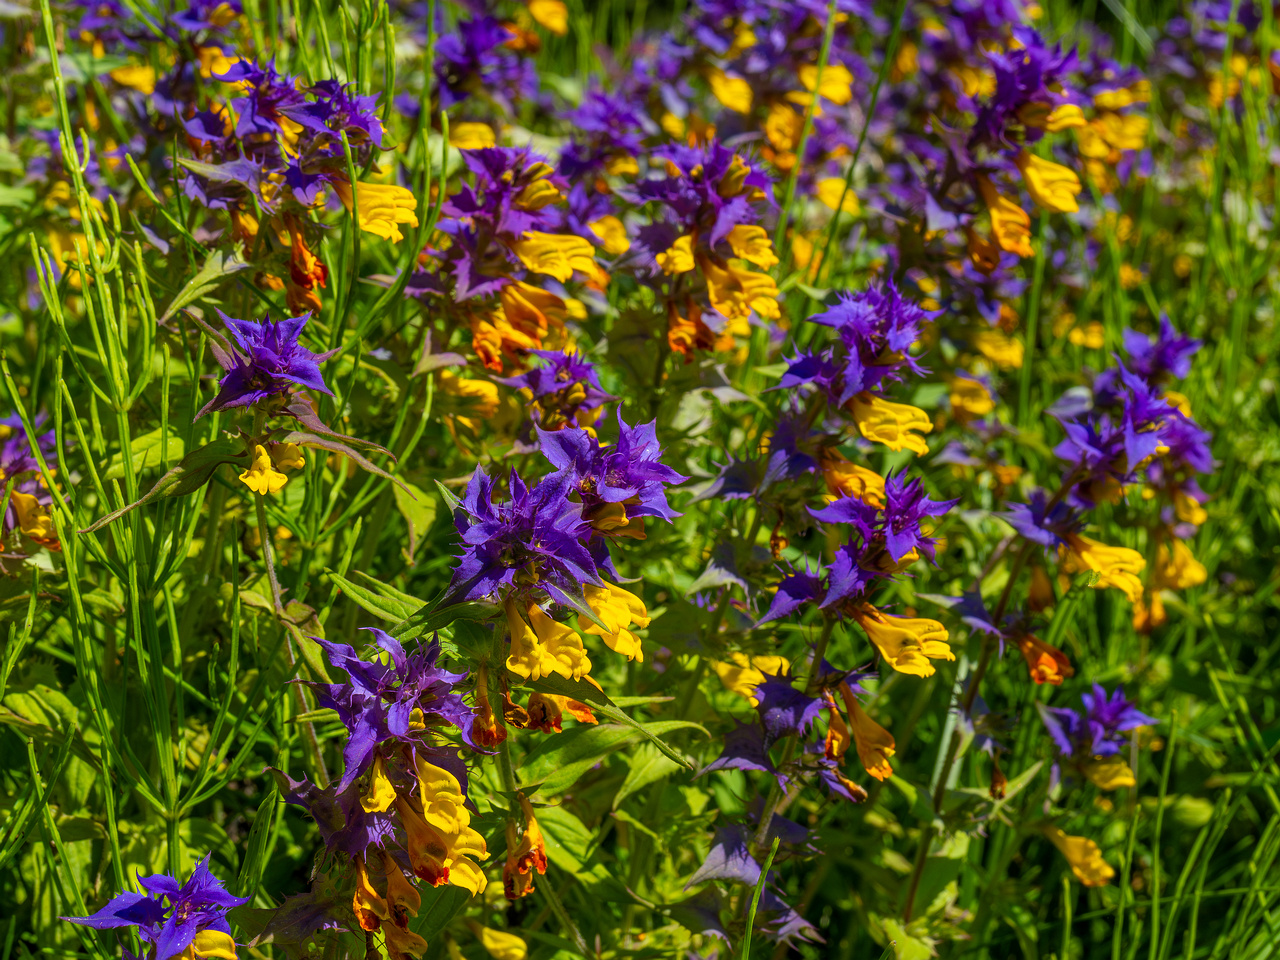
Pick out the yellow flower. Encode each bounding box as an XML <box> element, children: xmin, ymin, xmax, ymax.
<box><xmin>605</xmin><ymin>154</ymin><xmax>639</xmax><ymax>176</ymax></box>
<box><xmin>765</xmin><ymin>102</ymin><xmax>803</xmax><ymax>151</ymax></box>
<box><xmin>384</xmin><ymin>924</ymin><xmax>429</xmax><ymax>960</ymax></box>
<box><xmin>449</xmin><ymin>122</ymin><xmax>497</xmax><ymax>149</ymax></box>
<box><xmin>1097</xmin><ymin>112</ymin><xmax>1149</xmax><ymax>150</ymax></box>
<box><xmin>588</xmin><ymin>215</ymin><xmax>630</xmax><ymax>255</ymax></box>
<box><xmin>707</xmin><ymin>69</ymin><xmax>753</xmax><ymax>113</ymax></box>
<box><xmin>851</xmin><ymin>605</ymin><xmax>953</xmax><ymax>678</ymax></box>
<box><xmin>796</xmin><ymin>63</ymin><xmax>854</xmax><ymax>105</ymax></box>
<box><xmin>10</xmin><ymin>491</ymin><xmax>57</xmax><ymax>545</ymax></box>
<box><xmin>823</xmin><ymin>692</ymin><xmax>850</xmax><ymax>760</ymax></box>
<box><xmin>498</xmin><ymin>282</ymin><xmax>568</xmax><ymax>338</ymax></box>
<box><xmin>383</xmin><ymin>853</ymin><xmax>422</xmax><ymax>926</ymax></box>
<box><xmin>816</xmin><ymin>177</ymin><xmax>859</xmax><ymax>214</ymax></box>
<box><xmin>711</xmin><ymin>653</ymin><xmax>791</xmax><ymax>704</ymax></box>
<box><xmin>848</xmin><ymin>394</ymin><xmax>932</xmax><ymax>456</ymax></box>
<box><xmin>1061</xmin><ymin>534</ymin><xmax>1145</xmax><ymax>603</ymax></box>
<box><xmin>726</xmin><ymin>224</ymin><xmax>778</xmax><ymax>269</ymax></box>
<box><xmin>1015</xmin><ymin>151</ymin><xmax>1082</xmax><ymax>214</ymax></box>
<box><xmin>976</xmin><ymin>177</ymin><xmax>1033</xmax><ymax>258</ymax></box>
<box><xmin>514</xmin><ymin>177</ymin><xmax>564</xmax><ymax>211</ymax></box>
<box><xmin>578</xmin><ymin>582</ymin><xmax>650</xmax><ymax>661</ymax></box>
<box><xmin>503</xmin><ymin>794</ymin><xmax>548</xmax><ymax>900</ymax></box>
<box><xmin>439</xmin><ymin>370</ymin><xmax>500</xmax><ymax>421</ymax></box>
<box><xmin>184</xmin><ymin>930</ymin><xmax>241</xmax><ymax>960</ymax></box>
<box><xmin>1013</xmin><ymin>634</ymin><xmax>1074</xmax><ymax>686</ymax></box>
<box><xmin>699</xmin><ymin>256</ymin><xmax>780</xmax><ymax>322</ymax></box>
<box><xmin>271</xmin><ymin>442</ymin><xmax>305</xmax><ymax>472</ymax></box>
<box><xmin>1045</xmin><ymin>827</ymin><xmax>1115</xmax><ymax>886</ymax></box>
<box><xmin>821</xmin><ymin>453</ymin><xmax>886</xmax><ymax>507</ymax></box>
<box><xmin>505</xmin><ymin>599</ymin><xmax>591</xmax><ymax>681</ymax></box>
<box><xmin>362</xmin><ymin>754</ymin><xmax>397</xmax><ymax>812</ymax></box>
<box><xmin>109</xmin><ymin>64</ymin><xmax>156</xmax><ymax>93</ymax></box>
<box><xmin>949</xmin><ymin>375</ymin><xmax>994</xmax><ymax>419</ymax></box>
<box><xmin>239</xmin><ymin>445</ymin><xmax>288</xmax><ymax>496</ymax></box>
<box><xmin>513</xmin><ymin>232</ymin><xmax>596</xmax><ymax>282</ymax></box>
<box><xmin>840</xmin><ymin>687</ymin><xmax>895</xmax><ymax>781</ymax></box>
<box><xmin>332</xmin><ymin>180</ymin><xmax>420</xmax><ymax>242</ymax></box>
<box><xmin>352</xmin><ymin>856</ymin><xmax>390</xmax><ymax>931</ymax></box>
<box><xmin>395</xmin><ymin>794</ymin><xmax>488</xmax><ymax>893</ymax></box>
<box><xmin>527</xmin><ymin>0</ymin><xmax>568</xmax><ymax>34</ymax></box>
<box><xmin>1020</xmin><ymin>102</ymin><xmax>1086</xmax><ymax>131</ymax></box>
<box><xmin>471</xmin><ymin>924</ymin><xmax>528</xmax><ymax>960</ymax></box>
<box><xmin>1083</xmin><ymin>755</ymin><xmax>1136</xmax><ymax>790</ymax></box>
<box><xmin>1154</xmin><ymin>539</ymin><xmax>1206</xmax><ymax>590</ymax></box>
<box><xmin>198</xmin><ymin>45</ymin><xmax>239</xmax><ymax>78</ymax></box>
<box><xmin>973</xmin><ymin>329</ymin><xmax>1023</xmax><ymax>369</ymax></box>
<box><xmin>416</xmin><ymin>756</ymin><xmax>472</xmax><ymax>834</ymax></box>
<box><xmin>656</xmin><ymin>235</ymin><xmax>696</xmax><ymax>274</ymax></box>
<box><xmin>1173</xmin><ymin>489</ymin><xmax>1207</xmax><ymax>526</ymax></box>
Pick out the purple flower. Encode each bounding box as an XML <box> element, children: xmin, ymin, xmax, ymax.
<box><xmin>196</xmin><ymin>311</ymin><xmax>333</xmax><ymax>417</ymax></box>
<box><xmin>282</xmin><ymin>80</ymin><xmax>384</xmax><ymax>152</ymax></box>
<box><xmin>1039</xmin><ymin>684</ymin><xmax>1156</xmax><ymax>759</ymax></box>
<box><xmin>215</xmin><ymin>59</ymin><xmax>307</xmax><ymax>140</ymax></box>
<box><xmin>495</xmin><ymin>349</ymin><xmax>614</xmax><ymax>429</ymax></box>
<box><xmin>1122</xmin><ymin>316</ymin><xmax>1201</xmax><ymax>384</ymax></box>
<box><xmin>1003</xmin><ymin>488</ymin><xmax>1078</xmax><ymax>547</ymax></box>
<box><xmin>64</xmin><ymin>856</ymin><xmax>247</xmax><ymax>960</ymax></box>
<box><xmin>701</xmin><ymin>720</ymin><xmax>777</xmax><ymax>779</ymax></box>
<box><xmin>800</xmin><ymin>282</ymin><xmax>933</xmax><ymax>404</ymax></box>
<box><xmin>434</xmin><ymin>17</ymin><xmax>539</xmax><ymax>112</ymax></box>
<box><xmin>758</xmin><ymin>569</ymin><xmax>825</xmax><ymax>624</ymax></box>
<box><xmin>754</xmin><ymin>676</ymin><xmax>823</xmax><ymax>745</ymax></box>
<box><xmin>447</xmin><ymin>468</ymin><xmax>600</xmax><ymax>606</ymax></box>
<box><xmin>880</xmin><ymin>473</ymin><xmax>957</xmax><ymax>562</ymax></box>
<box><xmin>539</xmin><ymin>413</ymin><xmax>688</xmax><ymax>524</ymax></box>
<box><xmin>304</xmin><ymin>629</ymin><xmax>476</xmax><ymax>791</ymax></box>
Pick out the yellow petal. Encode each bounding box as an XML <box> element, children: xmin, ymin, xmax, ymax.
<box><xmin>527</xmin><ymin>0</ymin><xmax>568</xmax><ymax>34</ymax></box>
<box><xmin>189</xmin><ymin>930</ymin><xmax>239</xmax><ymax>960</ymax></box>
<box><xmin>726</xmin><ymin>224</ymin><xmax>778</xmax><ymax>269</ymax></box>
<box><xmin>848</xmin><ymin>395</ymin><xmax>932</xmax><ymax>455</ymax></box>
<box><xmin>656</xmin><ymin>235</ymin><xmax>696</xmax><ymax>274</ymax></box>
<box><xmin>449</xmin><ymin>123</ymin><xmax>497</xmax><ymax>149</ymax></box>
<box><xmin>817</xmin><ymin>177</ymin><xmax>859</xmax><ymax>214</ymax></box>
<box><xmin>513</xmin><ymin>232</ymin><xmax>596</xmax><ymax>282</ymax></box>
<box><xmin>588</xmin><ymin>215</ymin><xmax>630</xmax><ymax>255</ymax></box>
<box><xmin>707</xmin><ymin>69</ymin><xmax>753</xmax><ymax>114</ymax></box>
<box><xmin>238</xmin><ymin>444</ymin><xmax>288</xmax><ymax>496</ymax></box>
<box><xmin>362</xmin><ymin>754</ymin><xmax>397</xmax><ymax>813</ymax></box>
<box><xmin>1015</xmin><ymin>151</ymin><xmax>1082</xmax><ymax>214</ymax></box>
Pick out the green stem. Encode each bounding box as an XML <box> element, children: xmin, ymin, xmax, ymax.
<box><xmin>741</xmin><ymin>836</ymin><xmax>781</xmax><ymax>960</ymax></box>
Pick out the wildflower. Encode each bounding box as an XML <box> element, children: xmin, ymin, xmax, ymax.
<box><xmin>711</xmin><ymin>653</ymin><xmax>792</xmax><ymax>704</ymax></box>
<box><xmin>950</xmin><ymin>373</ymin><xmax>995</xmax><ymax>420</ymax></box>
<box><xmin>1013</xmin><ymin>633</ymin><xmax>1073</xmax><ymax>685</ymax></box>
<box><xmin>1039</xmin><ymin>684</ymin><xmax>1154</xmax><ymax>788</ymax></box>
<box><xmin>196</xmin><ymin>311</ymin><xmax>333</xmax><ymax>417</ymax></box>
<box><xmin>503</xmin><ymin>794</ymin><xmax>548</xmax><ymax>900</ymax></box>
<box><xmin>976</xmin><ymin>177</ymin><xmax>1033</xmax><ymax>258</ymax></box>
<box><xmin>239</xmin><ymin>444</ymin><xmax>288</xmax><ymax>495</ymax></box>
<box><xmin>1044</xmin><ymin>827</ymin><xmax>1115</xmax><ymax>886</ymax></box>
<box><xmin>331</xmin><ymin>179</ymin><xmax>419</xmax><ymax>242</ymax></box>
<box><xmin>848</xmin><ymin>394</ymin><xmax>933</xmax><ymax>455</ymax></box>
<box><xmin>496</xmin><ymin>349</ymin><xmax>613</xmax><ymax>432</ymax></box>
<box><xmin>64</xmin><ymin>856</ymin><xmax>248</xmax><ymax>960</ymax></box>
<box><xmin>1015</xmin><ymin>151</ymin><xmax>1083</xmax><ymax>213</ymax></box>
<box><xmin>513</xmin><ymin>232</ymin><xmax>597</xmax><ymax>282</ymax></box>
<box><xmin>1153</xmin><ymin>539</ymin><xmax>1206</xmax><ymax>590</ymax></box>
<box><xmin>838</xmin><ymin>685</ymin><xmax>894</xmax><ymax>781</ymax></box>
<box><xmin>973</xmin><ymin>329</ymin><xmax>1024</xmax><ymax>369</ymax></box>
<box><xmin>851</xmin><ymin>605</ymin><xmax>953</xmax><ymax>677</ymax></box>
<box><xmin>820</xmin><ymin>452</ymin><xmax>886</xmax><ymax>507</ymax></box>
<box><xmin>1061</xmin><ymin>533</ymin><xmax>1145</xmax><ymax>603</ymax></box>
<box><xmin>447</xmin><ymin>468</ymin><xmax>599</xmax><ymax>607</ymax></box>
<box><xmin>577</xmin><ymin>582</ymin><xmax>649</xmax><ymax>660</ymax></box>
<box><xmin>504</xmin><ymin>597</ymin><xmax>591</xmax><ymax>681</ymax></box>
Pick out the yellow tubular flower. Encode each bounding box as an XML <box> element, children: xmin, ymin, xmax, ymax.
<box><xmin>823</xmin><ymin>692</ymin><xmax>851</xmax><ymax>760</ymax></box>
<box><xmin>1015</xmin><ymin>151</ymin><xmax>1083</xmax><ymax>213</ymax></box>
<box><xmin>185</xmin><ymin>930</ymin><xmax>240</xmax><ymax>960</ymax></box>
<box><xmin>797</xmin><ymin>63</ymin><xmax>855</xmax><ymax>104</ymax></box>
<box><xmin>816</xmin><ymin>177</ymin><xmax>860</xmax><ymax>214</ymax></box>
<box><xmin>588</xmin><ymin>215</ymin><xmax>630</xmax><ymax>255</ymax></box>
<box><xmin>852</xmin><ymin>605</ymin><xmax>953</xmax><ymax>678</ymax></box>
<box><xmin>707</xmin><ymin>69</ymin><xmax>753</xmax><ymax>113</ymax></box>
<box><xmin>1173</xmin><ymin>489</ymin><xmax>1207</xmax><ymax>525</ymax></box>
<box><xmin>384</xmin><ymin>925</ymin><xmax>430</xmax><ymax>960</ymax></box>
<box><xmin>504</xmin><ymin>599</ymin><xmax>562</xmax><ymax>681</ymax></box>
<box><xmin>1154</xmin><ymin>539</ymin><xmax>1207</xmax><ymax>590</ymax></box>
<box><xmin>711</xmin><ymin>653</ymin><xmax>791</xmax><ymax>704</ymax></box>
<box><xmin>449</xmin><ymin>123</ymin><xmax>497</xmax><ymax>149</ymax></box>
<box><xmin>362</xmin><ymin>754</ymin><xmax>397</xmax><ymax>813</ymax></box>
<box><xmin>821</xmin><ymin>453</ymin><xmax>886</xmax><ymax>507</ymax></box>
<box><xmin>1083</xmin><ymin>755</ymin><xmax>1136</xmax><ymax>790</ymax></box>
<box><xmin>765</xmin><ymin>102</ymin><xmax>803</xmax><ymax>151</ymax></box>
<box><xmin>976</xmin><ymin>176</ymin><xmax>1034</xmax><ymax>258</ymax></box>
<box><xmin>471</xmin><ymin>924</ymin><xmax>529</xmax><ymax>960</ymax></box>
<box><xmin>656</xmin><ymin>235</ymin><xmax>696</xmax><ymax>274</ymax></box>
<box><xmin>848</xmin><ymin>394</ymin><xmax>933</xmax><ymax>455</ymax></box>
<box><xmin>841</xmin><ymin>687</ymin><xmax>895</xmax><ymax>781</ymax></box>
<box><xmin>270</xmin><ymin>442</ymin><xmax>305</xmax><ymax>472</ymax></box>
<box><xmin>10</xmin><ymin>491</ymin><xmax>58</xmax><ymax>544</ymax></box>
<box><xmin>331</xmin><ymin>180</ymin><xmax>420</xmax><ymax>242</ymax></box>
<box><xmin>527</xmin><ymin>0</ymin><xmax>568</xmax><ymax>34</ymax></box>
<box><xmin>239</xmin><ymin>445</ymin><xmax>288</xmax><ymax>495</ymax></box>
<box><xmin>1045</xmin><ymin>827</ymin><xmax>1115</xmax><ymax>886</ymax></box>
<box><xmin>513</xmin><ymin>232</ymin><xmax>596</xmax><ymax>281</ymax></box>
<box><xmin>527</xmin><ymin>603</ymin><xmax>591</xmax><ymax>680</ymax></box>
<box><xmin>109</xmin><ymin>64</ymin><xmax>156</xmax><ymax>93</ymax></box>
<box><xmin>726</xmin><ymin>225</ymin><xmax>779</xmax><ymax>269</ymax></box>
<box><xmin>1097</xmin><ymin>112</ymin><xmax>1149</xmax><ymax>150</ymax></box>
<box><xmin>352</xmin><ymin>856</ymin><xmax>390</xmax><ymax>931</ymax></box>
<box><xmin>1046</xmin><ymin>104</ymin><xmax>1087</xmax><ymax>130</ymax></box>
<box><xmin>416</xmin><ymin>756</ymin><xmax>471</xmax><ymax>834</ymax></box>
<box><xmin>1061</xmin><ymin>534</ymin><xmax>1146</xmax><ymax>603</ymax></box>
<box><xmin>1013</xmin><ymin>634</ymin><xmax>1074</xmax><ymax>686</ymax></box>
<box><xmin>950</xmin><ymin>375</ymin><xmax>995</xmax><ymax>419</ymax></box>
<box><xmin>699</xmin><ymin>256</ymin><xmax>781</xmax><ymax>322</ymax></box>
<box><xmin>383</xmin><ymin>853</ymin><xmax>421</xmax><ymax>926</ymax></box>
<box><xmin>498</xmin><ymin>282</ymin><xmax>568</xmax><ymax>337</ymax></box>
<box><xmin>579</xmin><ymin>582</ymin><xmax>650</xmax><ymax>661</ymax></box>
<box><xmin>973</xmin><ymin>329</ymin><xmax>1024</xmax><ymax>369</ymax></box>
<box><xmin>395</xmin><ymin>794</ymin><xmax>488</xmax><ymax>892</ymax></box>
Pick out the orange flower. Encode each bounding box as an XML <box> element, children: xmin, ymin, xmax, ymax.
<box><xmin>503</xmin><ymin>794</ymin><xmax>548</xmax><ymax>900</ymax></box>
<box><xmin>1014</xmin><ymin>634</ymin><xmax>1074</xmax><ymax>685</ymax></box>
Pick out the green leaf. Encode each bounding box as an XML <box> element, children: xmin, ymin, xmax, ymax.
<box><xmin>518</xmin><ymin>720</ymin><xmax>703</xmax><ymax>795</ymax></box>
<box><xmin>612</xmin><ymin>742</ymin><xmax>682</xmax><ymax>809</ymax></box>
<box><xmin>525</xmin><ymin>673</ymin><xmax>705</xmax><ymax>770</ymax></box>
<box><xmin>83</xmin><ymin>438</ymin><xmax>247</xmax><ymax>532</ymax></box>
<box><xmin>159</xmin><ymin>248</ymin><xmax>249</xmax><ymax>323</ymax></box>
<box><xmin>390</xmin><ymin>599</ymin><xmax>497</xmax><ymax>641</ymax></box>
<box><xmin>103</xmin><ymin>427</ymin><xmax>187</xmax><ymax>479</ymax></box>
<box><xmin>536</xmin><ymin>806</ymin><xmax>634</xmax><ymax>902</ymax></box>
<box><xmin>326</xmin><ymin>570</ymin><xmax>417</xmax><ymax>623</ymax></box>
<box><xmin>0</xmin><ymin>184</ymin><xmax>35</xmax><ymax>208</ymax></box>
<box><xmin>393</xmin><ymin>480</ymin><xmax>438</xmax><ymax>561</ymax></box>
<box><xmin>408</xmin><ymin>884</ymin><xmax>472</xmax><ymax>941</ymax></box>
